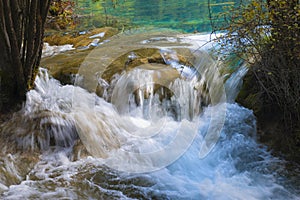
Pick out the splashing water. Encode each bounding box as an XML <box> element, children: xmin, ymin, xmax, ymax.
<box><xmin>0</xmin><ymin>32</ymin><xmax>299</xmax><ymax>199</ymax></box>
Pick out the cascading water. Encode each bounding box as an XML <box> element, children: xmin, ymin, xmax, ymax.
<box><xmin>0</xmin><ymin>31</ymin><xmax>299</xmax><ymax>199</ymax></box>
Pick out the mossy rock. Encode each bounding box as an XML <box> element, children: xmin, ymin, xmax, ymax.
<box><xmin>41</xmin><ymin>49</ymin><xmax>91</xmax><ymax>84</ymax></box>
<box><xmin>95</xmin><ymin>47</ymin><xmax>192</xmax><ymax>98</ymax></box>
<box><xmin>44</xmin><ymin>27</ymin><xmax>119</xmax><ymax>48</ymax></box>
<box><xmin>236</xmin><ymin>70</ymin><xmax>262</xmax><ymax>114</ymax></box>
<box><xmin>101</xmin><ymin>48</ymin><xmax>190</xmax><ymax>82</ymax></box>
<box><xmin>41</xmin><ymin>27</ymin><xmax>120</xmax><ymax>84</ymax></box>
<box><xmin>41</xmin><ymin>45</ymin><xmax>192</xmax><ymax>87</ymax></box>
<box><xmin>102</xmin><ymin>48</ymin><xmax>187</xmax><ymax>82</ymax></box>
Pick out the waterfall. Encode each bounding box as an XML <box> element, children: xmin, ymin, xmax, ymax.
<box><xmin>225</xmin><ymin>64</ymin><xmax>249</xmax><ymax>103</ymax></box>
<box><xmin>0</xmin><ymin>32</ymin><xmax>299</xmax><ymax>199</ymax></box>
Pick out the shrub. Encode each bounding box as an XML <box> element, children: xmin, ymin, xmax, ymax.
<box><xmin>211</xmin><ymin>0</ymin><xmax>300</xmax><ymax>160</ymax></box>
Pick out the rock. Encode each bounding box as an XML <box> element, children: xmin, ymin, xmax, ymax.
<box><xmin>0</xmin><ymin>109</ymin><xmax>78</xmax><ymax>153</ymax></box>
<box><xmin>42</xmin><ymin>42</ymin><xmax>75</xmax><ymax>58</ymax></box>
<box><xmin>92</xmin><ymin>48</ymin><xmax>192</xmax><ymax>100</ymax></box>
<box><xmin>89</xmin><ymin>38</ymin><xmax>100</xmax><ymax>47</ymax></box>
<box><xmin>0</xmin><ymin>152</ymin><xmax>39</xmax><ymax>192</ymax></box>
<box><xmin>100</xmin><ymin>48</ymin><xmax>190</xmax><ymax>83</ymax></box>
<box><xmin>44</xmin><ymin>27</ymin><xmax>118</xmax><ymax>48</ymax></box>
<box><xmin>41</xmin><ymin>27</ymin><xmax>119</xmax><ymax>84</ymax></box>
<box><xmin>40</xmin><ymin>49</ymin><xmax>91</xmax><ymax>84</ymax></box>
<box><xmin>89</xmin><ymin>32</ymin><xmax>105</xmax><ymax>39</ymax></box>
<box><xmin>72</xmin><ymin>140</ymin><xmax>91</xmax><ymax>161</ymax></box>
<box><xmin>41</xmin><ymin>30</ymin><xmax>208</xmax><ymax>109</ymax></box>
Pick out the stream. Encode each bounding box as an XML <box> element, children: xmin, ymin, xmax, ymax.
<box><xmin>0</xmin><ymin>30</ymin><xmax>299</xmax><ymax>199</ymax></box>
<box><xmin>1</xmin><ymin>0</ymin><xmax>300</xmax><ymax>198</ymax></box>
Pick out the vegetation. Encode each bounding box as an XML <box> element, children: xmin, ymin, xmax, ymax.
<box><xmin>47</xmin><ymin>0</ymin><xmax>75</xmax><ymax>30</ymax></box>
<box><xmin>0</xmin><ymin>0</ymin><xmax>117</xmax><ymax>113</ymax></box>
<box><xmin>211</xmin><ymin>0</ymin><xmax>300</xmax><ymax>161</ymax></box>
<box><xmin>0</xmin><ymin>0</ymin><xmax>51</xmax><ymax>112</ymax></box>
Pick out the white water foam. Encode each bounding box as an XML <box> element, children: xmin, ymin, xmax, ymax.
<box><xmin>1</xmin><ymin>69</ymin><xmax>298</xmax><ymax>199</ymax></box>
<box><xmin>1</xmin><ymin>31</ymin><xmax>299</xmax><ymax>199</ymax></box>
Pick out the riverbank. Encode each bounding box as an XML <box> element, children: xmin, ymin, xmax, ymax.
<box><xmin>237</xmin><ymin>69</ymin><xmax>300</xmax><ymax>165</ymax></box>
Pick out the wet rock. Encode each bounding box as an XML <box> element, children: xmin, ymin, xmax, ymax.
<box><xmin>44</xmin><ymin>27</ymin><xmax>118</xmax><ymax>48</ymax></box>
<box><xmin>0</xmin><ymin>109</ymin><xmax>78</xmax><ymax>153</ymax></box>
<box><xmin>94</xmin><ymin>48</ymin><xmax>192</xmax><ymax>100</ymax></box>
<box><xmin>42</xmin><ymin>42</ymin><xmax>75</xmax><ymax>58</ymax></box>
<box><xmin>41</xmin><ymin>49</ymin><xmax>91</xmax><ymax>84</ymax></box>
<box><xmin>99</xmin><ymin>48</ymin><xmax>191</xmax><ymax>82</ymax></box>
<box><xmin>0</xmin><ymin>151</ymin><xmax>39</xmax><ymax>193</ymax></box>
<box><xmin>72</xmin><ymin>140</ymin><xmax>91</xmax><ymax>161</ymax></box>
<box><xmin>89</xmin><ymin>32</ymin><xmax>105</xmax><ymax>39</ymax></box>
<box><xmin>41</xmin><ymin>27</ymin><xmax>119</xmax><ymax>84</ymax></box>
<box><xmin>41</xmin><ymin>30</ymin><xmax>211</xmax><ymax>111</ymax></box>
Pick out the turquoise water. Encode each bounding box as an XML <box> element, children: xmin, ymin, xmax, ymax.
<box><xmin>76</xmin><ymin>0</ymin><xmax>237</xmax><ymax>32</ymax></box>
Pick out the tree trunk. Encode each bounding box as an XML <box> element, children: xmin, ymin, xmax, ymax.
<box><xmin>0</xmin><ymin>0</ymin><xmax>51</xmax><ymax>112</ymax></box>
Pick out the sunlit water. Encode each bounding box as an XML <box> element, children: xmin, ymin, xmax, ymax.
<box><xmin>0</xmin><ymin>31</ymin><xmax>299</xmax><ymax>199</ymax></box>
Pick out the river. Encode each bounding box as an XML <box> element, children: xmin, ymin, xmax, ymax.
<box><xmin>0</xmin><ymin>1</ymin><xmax>299</xmax><ymax>199</ymax></box>
<box><xmin>75</xmin><ymin>0</ymin><xmax>236</xmax><ymax>32</ymax></box>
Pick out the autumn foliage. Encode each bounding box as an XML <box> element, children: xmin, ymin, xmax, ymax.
<box><xmin>212</xmin><ymin>0</ymin><xmax>300</xmax><ymax>160</ymax></box>
<box><xmin>47</xmin><ymin>0</ymin><xmax>75</xmax><ymax>30</ymax></box>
